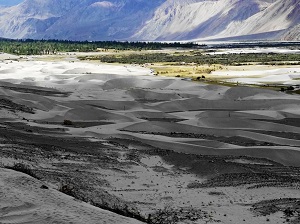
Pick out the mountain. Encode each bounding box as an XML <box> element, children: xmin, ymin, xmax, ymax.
<box><xmin>0</xmin><ymin>0</ymin><xmax>299</xmax><ymax>41</ymax></box>
<box><xmin>0</xmin><ymin>0</ymin><xmax>164</xmax><ymax>40</ymax></box>
<box><xmin>133</xmin><ymin>0</ymin><xmax>300</xmax><ymax>41</ymax></box>
<box><xmin>282</xmin><ymin>24</ymin><xmax>300</xmax><ymax>41</ymax></box>
<box><xmin>38</xmin><ymin>0</ymin><xmax>165</xmax><ymax>41</ymax></box>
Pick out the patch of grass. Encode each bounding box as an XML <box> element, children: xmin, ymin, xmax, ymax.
<box><xmin>293</xmin><ymin>89</ymin><xmax>300</xmax><ymax>94</ymax></box>
<box><xmin>150</xmin><ymin>65</ymin><xmax>216</xmax><ymax>78</ymax></box>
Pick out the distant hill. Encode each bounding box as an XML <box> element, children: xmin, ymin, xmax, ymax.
<box><xmin>0</xmin><ymin>0</ymin><xmax>299</xmax><ymax>41</ymax></box>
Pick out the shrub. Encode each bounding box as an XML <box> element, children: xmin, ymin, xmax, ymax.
<box><xmin>187</xmin><ymin>181</ymin><xmax>202</xmax><ymax>189</ymax></box>
<box><xmin>148</xmin><ymin>206</ymin><xmax>207</xmax><ymax>224</ymax></box>
<box><xmin>283</xmin><ymin>208</ymin><xmax>294</xmax><ymax>217</ymax></box>
<box><xmin>287</xmin><ymin>86</ymin><xmax>295</xmax><ymax>91</ymax></box>
<box><xmin>59</xmin><ymin>183</ymin><xmax>77</xmax><ymax>197</ymax></box>
<box><xmin>63</xmin><ymin>120</ymin><xmax>73</xmax><ymax>125</ymax></box>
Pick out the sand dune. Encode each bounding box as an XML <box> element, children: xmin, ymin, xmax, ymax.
<box><xmin>211</xmin><ymin>67</ymin><xmax>300</xmax><ymax>85</ymax></box>
<box><xmin>195</xmin><ymin>117</ymin><xmax>300</xmax><ymax>132</ymax></box>
<box><xmin>132</xmin><ymin>137</ymin><xmax>300</xmax><ymax>166</ymax></box>
<box><xmin>65</xmin><ymin>107</ymin><xmax>133</xmax><ymax>122</ymax></box>
<box><xmin>102</xmin><ymin>77</ymin><xmax>178</xmax><ymax>90</ymax></box>
<box><xmin>0</xmin><ymin>59</ymin><xmax>298</xmax><ymax>161</ymax></box>
<box><xmin>234</xmin><ymin>110</ymin><xmax>285</xmax><ymax>119</ymax></box>
<box><xmin>0</xmin><ymin>57</ymin><xmax>300</xmax><ymax>223</ymax></box>
<box><xmin>127</xmin><ymin>88</ymin><xmax>181</xmax><ymax>101</ymax></box>
<box><xmin>151</xmin><ymin>97</ymin><xmax>300</xmax><ymax>113</ymax></box>
<box><xmin>125</xmin><ymin>111</ymin><xmax>181</xmax><ymax>120</ymax></box>
<box><xmin>223</xmin><ymin>86</ymin><xmax>286</xmax><ymax>100</ymax></box>
<box><xmin>0</xmin><ymin>168</ymin><xmax>143</xmax><ymax>224</ymax></box>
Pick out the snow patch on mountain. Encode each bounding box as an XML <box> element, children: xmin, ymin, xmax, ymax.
<box><xmin>92</xmin><ymin>1</ymin><xmax>116</xmax><ymax>8</ymax></box>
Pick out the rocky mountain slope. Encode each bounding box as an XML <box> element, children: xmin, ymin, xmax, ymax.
<box><xmin>0</xmin><ymin>0</ymin><xmax>299</xmax><ymax>41</ymax></box>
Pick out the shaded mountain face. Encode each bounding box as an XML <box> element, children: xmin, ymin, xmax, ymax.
<box><xmin>37</xmin><ymin>0</ymin><xmax>166</xmax><ymax>41</ymax></box>
<box><xmin>0</xmin><ymin>0</ymin><xmax>299</xmax><ymax>41</ymax></box>
<box><xmin>0</xmin><ymin>0</ymin><xmax>165</xmax><ymax>40</ymax></box>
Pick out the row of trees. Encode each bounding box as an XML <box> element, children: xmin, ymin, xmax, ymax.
<box><xmin>89</xmin><ymin>52</ymin><xmax>300</xmax><ymax>66</ymax></box>
<box><xmin>0</xmin><ymin>39</ymin><xmax>200</xmax><ymax>55</ymax></box>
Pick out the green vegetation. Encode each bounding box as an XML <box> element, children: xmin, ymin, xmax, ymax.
<box><xmin>0</xmin><ymin>39</ymin><xmax>199</xmax><ymax>55</ymax></box>
<box><xmin>148</xmin><ymin>64</ymin><xmax>217</xmax><ymax>78</ymax></box>
<box><xmin>82</xmin><ymin>52</ymin><xmax>300</xmax><ymax>66</ymax></box>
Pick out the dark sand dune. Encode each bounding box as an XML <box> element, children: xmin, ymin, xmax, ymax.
<box><xmin>121</xmin><ymin>120</ymin><xmax>300</xmax><ymax>147</ymax></box>
<box><xmin>121</xmin><ymin>120</ymin><xmax>300</xmax><ymax>137</ymax></box>
<box><xmin>127</xmin><ymin>88</ymin><xmax>181</xmax><ymax>101</ymax></box>
<box><xmin>136</xmin><ymin>138</ymin><xmax>300</xmax><ymax>167</ymax></box>
<box><xmin>196</xmin><ymin>117</ymin><xmax>300</xmax><ymax>133</ymax></box>
<box><xmin>45</xmin><ymin>107</ymin><xmax>134</xmax><ymax>122</ymax></box>
<box><xmin>153</xmin><ymin>97</ymin><xmax>300</xmax><ymax>112</ymax></box>
<box><xmin>125</xmin><ymin>111</ymin><xmax>181</xmax><ymax>119</ymax></box>
<box><xmin>74</xmin><ymin>73</ymin><xmax>120</xmax><ymax>82</ymax></box>
<box><xmin>102</xmin><ymin>77</ymin><xmax>176</xmax><ymax>90</ymax></box>
<box><xmin>223</xmin><ymin>86</ymin><xmax>285</xmax><ymax>100</ymax></box>
<box><xmin>164</xmin><ymin>79</ymin><xmax>208</xmax><ymax>90</ymax></box>
<box><xmin>0</xmin><ymin>92</ymin><xmax>59</xmax><ymax>111</ymax></box>
<box><xmin>197</xmin><ymin>110</ymin><xmax>284</xmax><ymax>120</ymax></box>
<box><xmin>121</xmin><ymin>121</ymin><xmax>207</xmax><ymax>134</ymax></box>
<box><xmin>0</xmin><ymin>168</ymin><xmax>143</xmax><ymax>224</ymax></box>
<box><xmin>85</xmin><ymin>100</ymin><xmax>143</xmax><ymax>111</ymax></box>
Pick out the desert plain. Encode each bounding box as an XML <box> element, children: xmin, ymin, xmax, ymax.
<box><xmin>0</xmin><ymin>48</ymin><xmax>300</xmax><ymax>224</ymax></box>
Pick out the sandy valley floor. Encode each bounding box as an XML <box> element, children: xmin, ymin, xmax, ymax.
<box><xmin>0</xmin><ymin>53</ymin><xmax>300</xmax><ymax>223</ymax></box>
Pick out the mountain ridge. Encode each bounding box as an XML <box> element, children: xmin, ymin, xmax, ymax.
<box><xmin>0</xmin><ymin>0</ymin><xmax>299</xmax><ymax>41</ymax></box>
